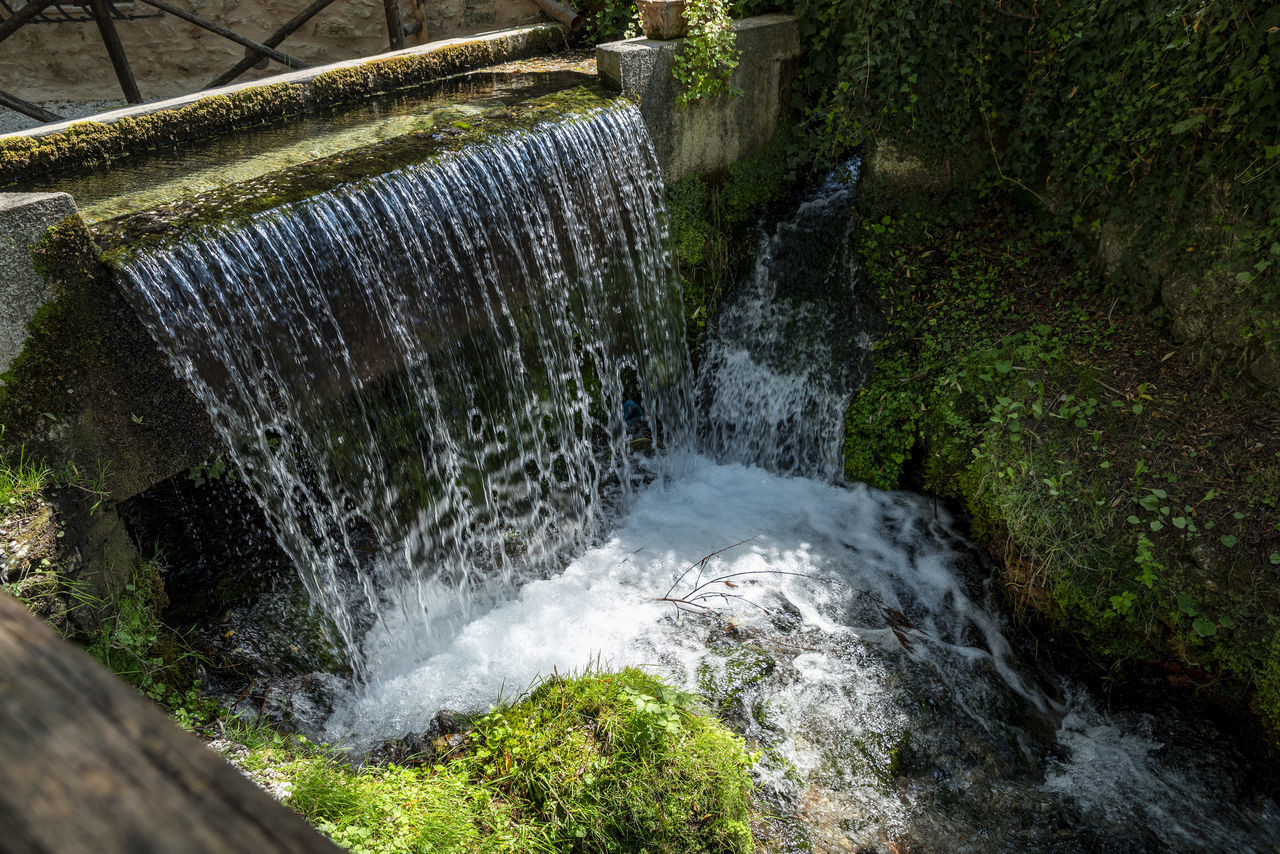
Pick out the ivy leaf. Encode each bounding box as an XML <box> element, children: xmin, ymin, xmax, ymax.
<box><xmin>1192</xmin><ymin>618</ymin><xmax>1217</xmax><ymax>637</ymax></box>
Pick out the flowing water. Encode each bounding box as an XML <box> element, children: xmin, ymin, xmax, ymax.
<box><xmin>118</xmin><ymin>105</ymin><xmax>1280</xmax><ymax>851</ymax></box>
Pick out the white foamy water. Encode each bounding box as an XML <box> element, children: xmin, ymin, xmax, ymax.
<box><xmin>326</xmin><ymin>455</ymin><xmax>1012</xmax><ymax>745</ymax></box>
<box><xmin>323</xmin><ymin>457</ymin><xmax>1280</xmax><ymax>851</ymax></box>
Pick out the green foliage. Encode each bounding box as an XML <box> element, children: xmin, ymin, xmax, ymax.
<box><xmin>579</xmin><ymin>1</ymin><xmax>639</xmax><ymax>44</ymax></box>
<box><xmin>787</xmin><ymin>0</ymin><xmax>1280</xmax><ymax>358</ymax></box>
<box><xmin>463</xmin><ymin>668</ymin><xmax>755</xmax><ymax>853</ymax></box>
<box><xmin>666</xmin><ymin>129</ymin><xmax>797</xmax><ymax>346</ymax></box>
<box><xmin>0</xmin><ymin>434</ymin><xmax>50</xmax><ymax>513</ymax></box>
<box><xmin>846</xmin><ymin>176</ymin><xmax>1280</xmax><ymax>743</ymax></box>
<box><xmin>673</xmin><ymin>0</ymin><xmax>742</xmax><ymax>106</ymax></box>
<box><xmin>243</xmin><ymin>669</ymin><xmax>756</xmax><ymax>854</ymax></box>
<box><xmin>85</xmin><ymin>557</ymin><xmax>212</xmax><ymax>723</ymax></box>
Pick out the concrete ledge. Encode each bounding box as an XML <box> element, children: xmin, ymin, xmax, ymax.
<box><xmin>0</xmin><ymin>193</ymin><xmax>77</xmax><ymax>375</ymax></box>
<box><xmin>596</xmin><ymin>14</ymin><xmax>801</xmax><ymax>182</ymax></box>
<box><xmin>0</xmin><ymin>24</ymin><xmax>568</xmax><ymax>185</ymax></box>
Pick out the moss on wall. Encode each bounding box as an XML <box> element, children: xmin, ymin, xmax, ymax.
<box><xmin>665</xmin><ymin>127</ymin><xmax>798</xmax><ymax>359</ymax></box>
<box><xmin>0</xmin><ymin>215</ymin><xmax>216</xmax><ymax>500</ymax></box>
<box><xmin>0</xmin><ymin>26</ymin><xmax>569</xmax><ymax>187</ymax></box>
<box><xmin>846</xmin><ymin>152</ymin><xmax>1280</xmax><ymax>749</ymax></box>
<box><xmin>95</xmin><ymin>86</ymin><xmax>617</xmax><ymax>260</ymax></box>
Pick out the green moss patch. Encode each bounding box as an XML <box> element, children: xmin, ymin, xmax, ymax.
<box><xmin>666</xmin><ymin>128</ymin><xmax>797</xmax><ymax>357</ymax></box>
<box><xmin>0</xmin><ymin>28</ymin><xmax>570</xmax><ymax>187</ymax></box>
<box><xmin>847</xmin><ymin>160</ymin><xmax>1280</xmax><ymax>747</ymax></box>
<box><xmin>0</xmin><ymin>215</ymin><xmax>215</xmax><ymax>499</ymax></box>
<box><xmin>95</xmin><ymin>86</ymin><xmax>617</xmax><ymax>261</ymax></box>
<box><xmin>228</xmin><ymin>668</ymin><xmax>757</xmax><ymax>853</ymax></box>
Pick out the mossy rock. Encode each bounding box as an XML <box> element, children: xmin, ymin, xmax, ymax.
<box><xmin>236</xmin><ymin>669</ymin><xmax>758</xmax><ymax>854</ymax></box>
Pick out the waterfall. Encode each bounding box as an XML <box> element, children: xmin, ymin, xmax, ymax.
<box><xmin>116</xmin><ymin>102</ymin><xmax>1278</xmax><ymax>850</ymax></box>
<box><xmin>697</xmin><ymin>162</ymin><xmax>875</xmax><ymax>480</ymax></box>
<box><xmin>118</xmin><ymin>104</ymin><xmax>695</xmax><ymax>667</ymax></box>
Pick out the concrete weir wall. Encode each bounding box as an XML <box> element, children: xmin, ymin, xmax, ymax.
<box><xmin>0</xmin><ymin>193</ymin><xmax>75</xmax><ymax>375</ymax></box>
<box><xmin>596</xmin><ymin>14</ymin><xmax>801</xmax><ymax>183</ymax></box>
<box><xmin>0</xmin><ymin>25</ymin><xmax>566</xmax><ymax>502</ymax></box>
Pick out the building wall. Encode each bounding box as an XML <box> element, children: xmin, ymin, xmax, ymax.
<box><xmin>0</xmin><ymin>0</ymin><xmax>543</xmax><ymax>103</ymax></box>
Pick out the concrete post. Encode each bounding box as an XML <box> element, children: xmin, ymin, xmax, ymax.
<box><xmin>596</xmin><ymin>14</ymin><xmax>801</xmax><ymax>183</ymax></box>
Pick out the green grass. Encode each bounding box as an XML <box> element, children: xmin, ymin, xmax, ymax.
<box><xmin>230</xmin><ymin>668</ymin><xmax>757</xmax><ymax>854</ymax></box>
<box><xmin>0</xmin><ymin>441</ymin><xmax>50</xmax><ymax>514</ymax></box>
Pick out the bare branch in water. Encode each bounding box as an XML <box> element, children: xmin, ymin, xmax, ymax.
<box><xmin>657</xmin><ymin>540</ymin><xmax>922</xmax><ymax>651</ymax></box>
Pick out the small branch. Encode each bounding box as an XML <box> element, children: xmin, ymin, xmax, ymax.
<box><xmin>662</xmin><ymin>534</ymin><xmax>760</xmax><ymax>600</ymax></box>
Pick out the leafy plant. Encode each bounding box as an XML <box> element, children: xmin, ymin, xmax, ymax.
<box><xmin>673</xmin><ymin>0</ymin><xmax>742</xmax><ymax>105</ymax></box>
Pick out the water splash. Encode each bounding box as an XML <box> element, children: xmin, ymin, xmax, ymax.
<box><xmin>119</xmin><ymin>104</ymin><xmax>695</xmax><ymax>667</ymax></box>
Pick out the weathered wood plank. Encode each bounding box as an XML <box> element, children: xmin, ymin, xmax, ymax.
<box><xmin>203</xmin><ymin>0</ymin><xmax>340</xmax><ymax>89</ymax></box>
<box><xmin>0</xmin><ymin>88</ymin><xmax>64</xmax><ymax>123</ymax></box>
<box><xmin>0</xmin><ymin>592</ymin><xmax>340</xmax><ymax>854</ymax></box>
<box><xmin>383</xmin><ymin>0</ymin><xmax>405</xmax><ymax>51</ymax></box>
<box><xmin>88</xmin><ymin>0</ymin><xmax>143</xmax><ymax>104</ymax></box>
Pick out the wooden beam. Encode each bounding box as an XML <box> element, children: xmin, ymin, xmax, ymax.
<box><xmin>0</xmin><ymin>592</ymin><xmax>341</xmax><ymax>853</ymax></box>
<box><xmin>203</xmin><ymin>0</ymin><xmax>339</xmax><ymax>89</ymax></box>
<box><xmin>88</xmin><ymin>0</ymin><xmax>142</xmax><ymax>104</ymax></box>
<box><xmin>133</xmin><ymin>0</ymin><xmax>311</xmax><ymax>70</ymax></box>
<box><xmin>0</xmin><ymin>0</ymin><xmax>55</xmax><ymax>46</ymax></box>
<box><xmin>0</xmin><ymin>88</ymin><xmax>64</xmax><ymax>123</ymax></box>
<box><xmin>383</xmin><ymin>0</ymin><xmax>405</xmax><ymax>51</ymax></box>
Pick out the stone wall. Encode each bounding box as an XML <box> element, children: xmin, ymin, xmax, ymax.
<box><xmin>0</xmin><ymin>0</ymin><xmax>544</xmax><ymax>103</ymax></box>
<box><xmin>0</xmin><ymin>193</ymin><xmax>73</xmax><ymax>374</ymax></box>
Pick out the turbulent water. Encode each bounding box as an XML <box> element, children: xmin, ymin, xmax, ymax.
<box><xmin>121</xmin><ymin>106</ymin><xmax>1280</xmax><ymax>851</ymax></box>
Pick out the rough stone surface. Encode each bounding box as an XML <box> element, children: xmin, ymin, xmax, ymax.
<box><xmin>0</xmin><ymin>193</ymin><xmax>76</xmax><ymax>375</ymax></box>
<box><xmin>0</xmin><ymin>0</ymin><xmax>545</xmax><ymax>109</ymax></box>
<box><xmin>596</xmin><ymin>14</ymin><xmax>801</xmax><ymax>183</ymax></box>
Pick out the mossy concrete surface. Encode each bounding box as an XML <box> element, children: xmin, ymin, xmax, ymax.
<box><xmin>96</xmin><ymin>86</ymin><xmax>617</xmax><ymax>258</ymax></box>
<box><xmin>0</xmin><ymin>23</ymin><xmax>570</xmax><ymax>187</ymax></box>
<box><xmin>0</xmin><ymin>193</ymin><xmax>75</xmax><ymax>374</ymax></box>
<box><xmin>596</xmin><ymin>15</ymin><xmax>801</xmax><ymax>183</ymax></box>
<box><xmin>0</xmin><ymin>214</ymin><xmax>217</xmax><ymax>502</ymax></box>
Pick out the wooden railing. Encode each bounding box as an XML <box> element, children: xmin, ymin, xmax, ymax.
<box><xmin>0</xmin><ymin>0</ymin><xmax>411</xmax><ymax>123</ymax></box>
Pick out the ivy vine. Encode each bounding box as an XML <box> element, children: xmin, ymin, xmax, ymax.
<box><xmin>783</xmin><ymin>0</ymin><xmax>1280</xmax><ymax>360</ymax></box>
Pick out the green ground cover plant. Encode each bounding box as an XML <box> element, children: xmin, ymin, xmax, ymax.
<box><xmin>227</xmin><ymin>668</ymin><xmax>757</xmax><ymax>854</ymax></box>
<box><xmin>846</xmin><ymin>161</ymin><xmax>1280</xmax><ymax>742</ymax></box>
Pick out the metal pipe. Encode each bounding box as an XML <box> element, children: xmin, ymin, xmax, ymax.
<box><xmin>529</xmin><ymin>0</ymin><xmax>583</xmax><ymax>31</ymax></box>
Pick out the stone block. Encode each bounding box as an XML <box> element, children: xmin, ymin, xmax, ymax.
<box><xmin>0</xmin><ymin>193</ymin><xmax>77</xmax><ymax>376</ymax></box>
<box><xmin>596</xmin><ymin>14</ymin><xmax>801</xmax><ymax>182</ymax></box>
